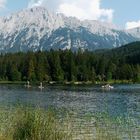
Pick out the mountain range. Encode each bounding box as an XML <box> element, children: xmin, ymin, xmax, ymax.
<box><xmin>0</xmin><ymin>6</ymin><xmax>140</xmax><ymax>53</ymax></box>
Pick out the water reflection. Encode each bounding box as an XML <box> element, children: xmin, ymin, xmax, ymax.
<box><xmin>0</xmin><ymin>84</ymin><xmax>140</xmax><ymax>118</ymax></box>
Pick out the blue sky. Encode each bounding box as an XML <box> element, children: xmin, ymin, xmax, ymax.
<box><xmin>101</xmin><ymin>0</ymin><xmax>140</xmax><ymax>29</ymax></box>
<box><xmin>0</xmin><ymin>0</ymin><xmax>140</xmax><ymax>29</ymax></box>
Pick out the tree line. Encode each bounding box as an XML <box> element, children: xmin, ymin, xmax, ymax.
<box><xmin>0</xmin><ymin>48</ymin><xmax>140</xmax><ymax>83</ymax></box>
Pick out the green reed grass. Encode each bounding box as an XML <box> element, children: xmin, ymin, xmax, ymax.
<box><xmin>0</xmin><ymin>107</ymin><xmax>72</xmax><ymax>140</ymax></box>
<box><xmin>0</xmin><ymin>107</ymin><xmax>139</xmax><ymax>140</ymax></box>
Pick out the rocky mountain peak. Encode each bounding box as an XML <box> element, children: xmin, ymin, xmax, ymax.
<box><xmin>0</xmin><ymin>7</ymin><xmax>139</xmax><ymax>53</ymax></box>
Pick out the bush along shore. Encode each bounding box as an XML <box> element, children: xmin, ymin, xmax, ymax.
<box><xmin>0</xmin><ymin>106</ymin><xmax>139</xmax><ymax>140</ymax></box>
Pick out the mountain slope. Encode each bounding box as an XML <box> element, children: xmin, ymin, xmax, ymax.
<box><xmin>0</xmin><ymin>7</ymin><xmax>139</xmax><ymax>52</ymax></box>
<box><xmin>40</xmin><ymin>27</ymin><xmax>139</xmax><ymax>51</ymax></box>
<box><xmin>127</xmin><ymin>27</ymin><xmax>140</xmax><ymax>38</ymax></box>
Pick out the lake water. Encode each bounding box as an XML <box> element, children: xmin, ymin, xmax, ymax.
<box><xmin>1</xmin><ymin>84</ymin><xmax>140</xmax><ymax>139</ymax></box>
<box><xmin>0</xmin><ymin>84</ymin><xmax>140</xmax><ymax>118</ymax></box>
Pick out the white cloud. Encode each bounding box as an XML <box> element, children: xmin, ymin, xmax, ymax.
<box><xmin>28</xmin><ymin>0</ymin><xmax>44</xmax><ymax>8</ymax></box>
<box><xmin>0</xmin><ymin>0</ymin><xmax>6</xmax><ymax>9</ymax></box>
<box><xmin>58</xmin><ymin>0</ymin><xmax>114</xmax><ymax>22</ymax></box>
<box><xmin>126</xmin><ymin>20</ymin><xmax>140</xmax><ymax>29</ymax></box>
<box><xmin>28</xmin><ymin>0</ymin><xmax>114</xmax><ymax>22</ymax></box>
<box><xmin>58</xmin><ymin>3</ymin><xmax>87</xmax><ymax>20</ymax></box>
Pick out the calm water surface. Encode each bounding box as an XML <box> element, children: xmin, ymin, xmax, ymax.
<box><xmin>0</xmin><ymin>84</ymin><xmax>140</xmax><ymax>118</ymax></box>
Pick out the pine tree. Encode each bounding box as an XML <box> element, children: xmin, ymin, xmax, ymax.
<box><xmin>26</xmin><ymin>54</ymin><xmax>36</xmax><ymax>81</ymax></box>
<box><xmin>48</xmin><ymin>51</ymin><xmax>64</xmax><ymax>81</ymax></box>
<box><xmin>10</xmin><ymin>64</ymin><xmax>21</xmax><ymax>81</ymax></box>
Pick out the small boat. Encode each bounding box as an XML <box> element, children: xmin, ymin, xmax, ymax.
<box><xmin>102</xmin><ymin>84</ymin><xmax>114</xmax><ymax>89</ymax></box>
<box><xmin>38</xmin><ymin>82</ymin><xmax>44</xmax><ymax>90</ymax></box>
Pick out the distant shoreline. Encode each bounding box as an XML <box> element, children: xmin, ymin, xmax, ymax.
<box><xmin>0</xmin><ymin>80</ymin><xmax>137</xmax><ymax>86</ymax></box>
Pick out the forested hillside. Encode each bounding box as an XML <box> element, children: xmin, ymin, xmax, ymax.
<box><xmin>0</xmin><ymin>42</ymin><xmax>140</xmax><ymax>83</ymax></box>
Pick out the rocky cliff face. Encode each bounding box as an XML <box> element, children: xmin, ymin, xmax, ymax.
<box><xmin>0</xmin><ymin>6</ymin><xmax>139</xmax><ymax>53</ymax></box>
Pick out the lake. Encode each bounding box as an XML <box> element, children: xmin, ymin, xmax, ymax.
<box><xmin>1</xmin><ymin>84</ymin><xmax>140</xmax><ymax>139</ymax></box>
<box><xmin>0</xmin><ymin>84</ymin><xmax>140</xmax><ymax>118</ymax></box>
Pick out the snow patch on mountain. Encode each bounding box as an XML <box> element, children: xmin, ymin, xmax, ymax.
<box><xmin>0</xmin><ymin>6</ymin><xmax>139</xmax><ymax>52</ymax></box>
<box><xmin>127</xmin><ymin>27</ymin><xmax>140</xmax><ymax>38</ymax></box>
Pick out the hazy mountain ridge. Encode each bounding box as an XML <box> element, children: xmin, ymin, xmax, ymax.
<box><xmin>127</xmin><ymin>27</ymin><xmax>140</xmax><ymax>38</ymax></box>
<box><xmin>0</xmin><ymin>6</ymin><xmax>139</xmax><ymax>52</ymax></box>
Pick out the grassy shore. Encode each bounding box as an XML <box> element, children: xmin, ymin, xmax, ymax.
<box><xmin>0</xmin><ymin>79</ymin><xmax>137</xmax><ymax>86</ymax></box>
<box><xmin>0</xmin><ymin>81</ymin><xmax>25</xmax><ymax>84</ymax></box>
<box><xmin>0</xmin><ymin>107</ymin><xmax>72</xmax><ymax>140</ymax></box>
<box><xmin>0</xmin><ymin>106</ymin><xmax>139</xmax><ymax>140</ymax></box>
